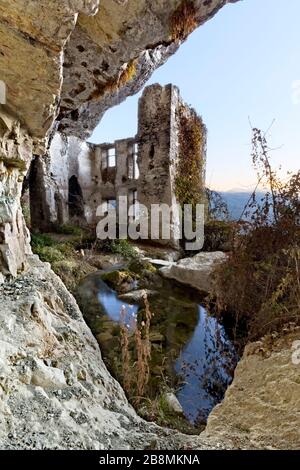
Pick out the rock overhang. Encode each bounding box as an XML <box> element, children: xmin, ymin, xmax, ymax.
<box><xmin>0</xmin><ymin>0</ymin><xmax>240</xmax><ymax>143</ymax></box>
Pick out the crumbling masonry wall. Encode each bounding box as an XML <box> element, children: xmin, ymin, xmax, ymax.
<box><xmin>30</xmin><ymin>84</ymin><xmax>207</xmax><ymax>248</ymax></box>
<box><xmin>137</xmin><ymin>84</ymin><xmax>207</xmax><ymax>248</ymax></box>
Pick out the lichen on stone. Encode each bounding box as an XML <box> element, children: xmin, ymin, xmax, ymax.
<box><xmin>89</xmin><ymin>58</ymin><xmax>138</xmax><ymax>102</ymax></box>
<box><xmin>0</xmin><ymin>156</ymin><xmax>27</xmax><ymax>172</ymax></box>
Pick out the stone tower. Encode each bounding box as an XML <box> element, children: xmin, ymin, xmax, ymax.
<box><xmin>137</xmin><ymin>84</ymin><xmax>206</xmax><ymax>248</ymax></box>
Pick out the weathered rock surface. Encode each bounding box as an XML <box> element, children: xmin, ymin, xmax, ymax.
<box><xmin>0</xmin><ymin>255</ymin><xmax>231</xmax><ymax>450</ymax></box>
<box><xmin>164</xmin><ymin>393</ymin><xmax>184</xmax><ymax>415</ymax></box>
<box><xmin>135</xmin><ymin>244</ymin><xmax>182</xmax><ymax>262</ymax></box>
<box><xmin>0</xmin><ymin>111</ymin><xmax>33</xmax><ymax>278</ymax></box>
<box><xmin>160</xmin><ymin>251</ymin><xmax>227</xmax><ymax>293</ymax></box>
<box><xmin>0</xmin><ymin>0</ymin><xmax>238</xmax><ymax>140</ymax></box>
<box><xmin>0</xmin><ymin>0</ymin><xmax>100</xmax><ymax>139</ymax></box>
<box><xmin>1</xmin><ymin>258</ymin><xmax>298</xmax><ymax>450</ymax></box>
<box><xmin>203</xmin><ymin>330</ymin><xmax>300</xmax><ymax>450</ymax></box>
<box><xmin>59</xmin><ymin>0</ymin><xmax>239</xmax><ymax>138</ymax></box>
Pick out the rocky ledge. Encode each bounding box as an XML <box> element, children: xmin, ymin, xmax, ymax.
<box><xmin>160</xmin><ymin>251</ymin><xmax>227</xmax><ymax>293</ymax></box>
<box><xmin>203</xmin><ymin>329</ymin><xmax>300</xmax><ymax>449</ymax></box>
<box><xmin>0</xmin><ymin>256</ymin><xmax>299</xmax><ymax>449</ymax></box>
<box><xmin>0</xmin><ymin>256</ymin><xmax>232</xmax><ymax>450</ymax></box>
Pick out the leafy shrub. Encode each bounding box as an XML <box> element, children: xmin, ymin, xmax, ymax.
<box><xmin>32</xmin><ymin>246</ymin><xmax>63</xmax><ymax>264</ymax></box>
<box><xmin>31</xmin><ymin>233</ymin><xmax>55</xmax><ymax>249</ymax></box>
<box><xmin>175</xmin><ymin>106</ymin><xmax>206</xmax><ymax>208</ymax></box>
<box><xmin>205</xmin><ymin>188</ymin><xmax>230</xmax><ymax>221</ymax></box>
<box><xmin>31</xmin><ymin>233</ymin><xmax>73</xmax><ymax>263</ymax></box>
<box><xmin>54</xmin><ymin>224</ymin><xmax>83</xmax><ymax>237</ymax></box>
<box><xmin>110</xmin><ymin>239</ymin><xmax>138</xmax><ymax>259</ymax></box>
<box><xmin>212</xmin><ymin>128</ymin><xmax>300</xmax><ymax>342</ymax></box>
<box><xmin>203</xmin><ymin>220</ymin><xmax>235</xmax><ymax>252</ymax></box>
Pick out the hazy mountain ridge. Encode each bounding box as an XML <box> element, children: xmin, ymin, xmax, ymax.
<box><xmin>219</xmin><ymin>191</ymin><xmax>265</xmax><ymax>220</ymax></box>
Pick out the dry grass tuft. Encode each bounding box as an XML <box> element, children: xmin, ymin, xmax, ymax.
<box><xmin>89</xmin><ymin>59</ymin><xmax>138</xmax><ymax>102</ymax></box>
<box><xmin>170</xmin><ymin>1</ymin><xmax>198</xmax><ymax>42</ymax></box>
<box><xmin>120</xmin><ymin>293</ymin><xmax>153</xmax><ymax>406</ymax></box>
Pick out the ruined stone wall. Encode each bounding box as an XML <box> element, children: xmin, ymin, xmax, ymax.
<box><xmin>31</xmin><ymin>84</ymin><xmax>206</xmax><ymax>247</ymax></box>
<box><xmin>30</xmin><ymin>133</ymin><xmax>139</xmax><ymax>230</ymax></box>
<box><xmin>96</xmin><ymin>138</ymin><xmax>138</xmax><ymax>207</ymax></box>
<box><xmin>30</xmin><ymin>133</ymin><xmax>95</xmax><ymax>231</ymax></box>
<box><xmin>137</xmin><ymin>83</ymin><xmax>207</xmax><ymax>248</ymax></box>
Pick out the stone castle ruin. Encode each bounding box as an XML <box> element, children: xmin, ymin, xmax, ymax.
<box><xmin>0</xmin><ymin>0</ymin><xmax>295</xmax><ymax>453</ymax></box>
<box><xmin>29</xmin><ymin>84</ymin><xmax>207</xmax><ymax>248</ymax></box>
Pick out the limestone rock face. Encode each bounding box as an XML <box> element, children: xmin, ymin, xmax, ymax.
<box><xmin>203</xmin><ymin>331</ymin><xmax>300</xmax><ymax>450</ymax></box>
<box><xmin>0</xmin><ymin>111</ymin><xmax>33</xmax><ymax>278</ymax></box>
<box><xmin>0</xmin><ymin>255</ymin><xmax>230</xmax><ymax>450</ymax></box>
<box><xmin>160</xmin><ymin>251</ymin><xmax>227</xmax><ymax>293</ymax></box>
<box><xmin>0</xmin><ymin>1</ymin><xmax>100</xmax><ymax>138</ymax></box>
<box><xmin>0</xmin><ymin>0</ymin><xmax>238</xmax><ymax>140</ymax></box>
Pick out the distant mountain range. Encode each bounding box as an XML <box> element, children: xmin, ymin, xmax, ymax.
<box><xmin>219</xmin><ymin>191</ymin><xmax>265</xmax><ymax>221</ymax></box>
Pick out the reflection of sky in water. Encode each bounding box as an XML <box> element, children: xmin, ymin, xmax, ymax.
<box><xmin>175</xmin><ymin>306</ymin><xmax>237</xmax><ymax>425</ymax></box>
<box><xmin>97</xmin><ymin>279</ymin><xmax>237</xmax><ymax>425</ymax></box>
<box><xmin>97</xmin><ymin>280</ymin><xmax>138</xmax><ymax>328</ymax></box>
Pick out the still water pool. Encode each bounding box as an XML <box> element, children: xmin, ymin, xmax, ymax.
<box><xmin>77</xmin><ymin>273</ymin><xmax>238</xmax><ymax>426</ymax></box>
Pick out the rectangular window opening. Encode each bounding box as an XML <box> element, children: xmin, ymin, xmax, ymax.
<box><xmin>108</xmin><ymin>148</ymin><xmax>116</xmax><ymax>167</ymax></box>
<box><xmin>133</xmin><ymin>143</ymin><xmax>139</xmax><ymax>179</ymax></box>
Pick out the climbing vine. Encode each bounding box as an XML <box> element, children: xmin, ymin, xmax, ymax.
<box><xmin>175</xmin><ymin>106</ymin><xmax>206</xmax><ymax>208</ymax></box>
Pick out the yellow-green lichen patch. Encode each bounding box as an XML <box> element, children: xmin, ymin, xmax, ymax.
<box><xmin>89</xmin><ymin>58</ymin><xmax>138</xmax><ymax>102</ymax></box>
<box><xmin>0</xmin><ymin>156</ymin><xmax>27</xmax><ymax>172</ymax></box>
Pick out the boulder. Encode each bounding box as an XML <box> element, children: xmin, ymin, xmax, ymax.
<box><xmin>160</xmin><ymin>252</ymin><xmax>227</xmax><ymax>293</ymax></box>
<box><xmin>118</xmin><ymin>289</ymin><xmax>159</xmax><ymax>304</ymax></box>
<box><xmin>164</xmin><ymin>392</ymin><xmax>183</xmax><ymax>415</ymax></box>
<box><xmin>203</xmin><ymin>329</ymin><xmax>300</xmax><ymax>450</ymax></box>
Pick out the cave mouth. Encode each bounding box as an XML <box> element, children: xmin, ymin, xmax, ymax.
<box><xmin>68</xmin><ymin>175</ymin><xmax>85</xmax><ymax>219</ymax></box>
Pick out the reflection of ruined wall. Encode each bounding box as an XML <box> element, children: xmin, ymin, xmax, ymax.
<box><xmin>31</xmin><ymin>84</ymin><xmax>206</xmax><ymax>247</ymax></box>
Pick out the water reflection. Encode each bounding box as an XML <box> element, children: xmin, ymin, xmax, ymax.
<box><xmin>77</xmin><ymin>272</ymin><xmax>238</xmax><ymax>425</ymax></box>
<box><xmin>175</xmin><ymin>306</ymin><xmax>237</xmax><ymax>424</ymax></box>
<box><xmin>97</xmin><ymin>280</ymin><xmax>138</xmax><ymax>327</ymax></box>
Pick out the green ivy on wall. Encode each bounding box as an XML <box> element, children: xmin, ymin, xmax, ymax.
<box><xmin>175</xmin><ymin>106</ymin><xmax>206</xmax><ymax>208</ymax></box>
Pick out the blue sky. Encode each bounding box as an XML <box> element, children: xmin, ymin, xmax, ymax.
<box><xmin>90</xmin><ymin>0</ymin><xmax>300</xmax><ymax>191</ymax></box>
